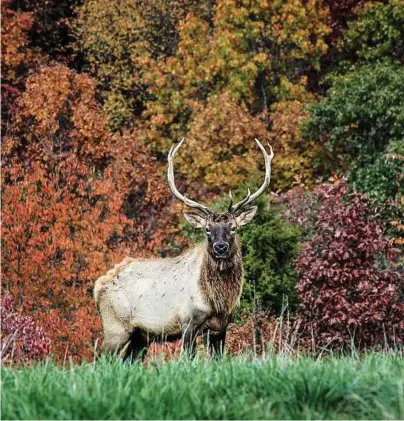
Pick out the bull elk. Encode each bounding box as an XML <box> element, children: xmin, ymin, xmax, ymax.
<box><xmin>94</xmin><ymin>138</ymin><xmax>274</xmax><ymax>359</ymax></box>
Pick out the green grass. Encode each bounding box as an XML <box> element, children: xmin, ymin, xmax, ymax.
<box><xmin>2</xmin><ymin>353</ymin><xmax>404</xmax><ymax>420</ymax></box>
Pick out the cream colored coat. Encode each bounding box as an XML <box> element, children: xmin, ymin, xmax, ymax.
<box><xmin>94</xmin><ymin>245</ymin><xmax>240</xmax><ymax>352</ymax></box>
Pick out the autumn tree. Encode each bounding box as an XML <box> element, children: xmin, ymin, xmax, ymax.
<box><xmin>141</xmin><ymin>0</ymin><xmax>330</xmax><ymax>195</ymax></box>
<box><xmin>73</xmin><ymin>0</ymin><xmax>331</xmax><ymax>191</ymax></box>
<box><xmin>6</xmin><ymin>0</ymin><xmax>80</xmax><ymax>60</ymax></box>
<box><xmin>74</xmin><ymin>0</ymin><xmax>208</xmax><ymax>129</ymax></box>
<box><xmin>2</xmin><ymin>65</ymin><xmax>187</xmax><ymax>360</ymax></box>
<box><xmin>1</xmin><ymin>0</ymin><xmax>44</xmax><ymax>132</ymax></box>
<box><xmin>266</xmin><ymin>78</ymin><xmax>322</xmax><ymax>191</ymax></box>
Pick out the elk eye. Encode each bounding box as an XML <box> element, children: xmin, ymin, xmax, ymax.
<box><xmin>205</xmin><ymin>228</ymin><xmax>211</xmax><ymax>236</ymax></box>
<box><xmin>230</xmin><ymin>228</ymin><xmax>236</xmax><ymax>235</ymax></box>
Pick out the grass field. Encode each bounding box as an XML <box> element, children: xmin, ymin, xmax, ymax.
<box><xmin>2</xmin><ymin>352</ymin><xmax>404</xmax><ymax>420</ymax></box>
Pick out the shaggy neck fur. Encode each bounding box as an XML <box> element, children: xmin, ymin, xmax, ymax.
<box><xmin>198</xmin><ymin>237</ymin><xmax>243</xmax><ymax>315</ymax></box>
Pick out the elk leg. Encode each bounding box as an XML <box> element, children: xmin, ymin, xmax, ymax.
<box><xmin>208</xmin><ymin>329</ymin><xmax>227</xmax><ymax>357</ymax></box>
<box><xmin>102</xmin><ymin>324</ymin><xmax>131</xmax><ymax>357</ymax></box>
<box><xmin>99</xmin><ymin>299</ymin><xmax>132</xmax><ymax>357</ymax></box>
<box><xmin>122</xmin><ymin>329</ymin><xmax>148</xmax><ymax>362</ymax></box>
<box><xmin>181</xmin><ymin>323</ymin><xmax>198</xmax><ymax>357</ymax></box>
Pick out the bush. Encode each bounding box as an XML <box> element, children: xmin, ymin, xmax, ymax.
<box><xmin>239</xmin><ymin>196</ymin><xmax>300</xmax><ymax>316</ymax></box>
<box><xmin>289</xmin><ymin>179</ymin><xmax>403</xmax><ymax>350</ymax></box>
<box><xmin>0</xmin><ymin>292</ymin><xmax>51</xmax><ymax>364</ymax></box>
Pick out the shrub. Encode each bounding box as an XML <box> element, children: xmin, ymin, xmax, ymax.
<box><xmin>0</xmin><ymin>292</ymin><xmax>51</xmax><ymax>364</ymax></box>
<box><xmin>289</xmin><ymin>179</ymin><xmax>403</xmax><ymax>350</ymax></box>
<box><xmin>239</xmin><ymin>196</ymin><xmax>300</xmax><ymax>316</ymax></box>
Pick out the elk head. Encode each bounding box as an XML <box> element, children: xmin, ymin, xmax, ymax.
<box><xmin>167</xmin><ymin>138</ymin><xmax>274</xmax><ymax>260</ymax></box>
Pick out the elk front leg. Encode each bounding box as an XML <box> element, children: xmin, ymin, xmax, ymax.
<box><xmin>101</xmin><ymin>321</ymin><xmax>131</xmax><ymax>357</ymax></box>
<box><xmin>208</xmin><ymin>329</ymin><xmax>227</xmax><ymax>357</ymax></box>
<box><xmin>181</xmin><ymin>322</ymin><xmax>199</xmax><ymax>357</ymax></box>
<box><xmin>122</xmin><ymin>329</ymin><xmax>148</xmax><ymax>363</ymax></box>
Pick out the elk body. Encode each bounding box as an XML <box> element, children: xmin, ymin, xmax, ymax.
<box><xmin>94</xmin><ymin>138</ymin><xmax>274</xmax><ymax>359</ymax></box>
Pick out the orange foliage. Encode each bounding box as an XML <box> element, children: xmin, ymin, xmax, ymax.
<box><xmin>1</xmin><ymin>1</ymin><xmax>41</xmax><ymax>84</ymax></box>
<box><xmin>2</xmin><ymin>65</ymin><xmax>188</xmax><ymax>361</ymax></box>
<box><xmin>181</xmin><ymin>93</ymin><xmax>268</xmax><ymax>193</ymax></box>
<box><xmin>268</xmin><ymin>79</ymin><xmax>321</xmax><ymax>191</ymax></box>
<box><xmin>1</xmin><ymin>0</ymin><xmax>44</xmax><ymax>132</ymax></box>
<box><xmin>141</xmin><ymin>0</ymin><xmax>330</xmax><ymax>196</ymax></box>
<box><xmin>2</xmin><ymin>158</ymin><xmax>130</xmax><ymax>360</ymax></box>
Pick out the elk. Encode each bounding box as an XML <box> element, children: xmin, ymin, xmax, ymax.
<box><xmin>94</xmin><ymin>138</ymin><xmax>274</xmax><ymax>359</ymax></box>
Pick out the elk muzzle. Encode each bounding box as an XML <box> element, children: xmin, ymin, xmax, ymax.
<box><xmin>213</xmin><ymin>242</ymin><xmax>229</xmax><ymax>258</ymax></box>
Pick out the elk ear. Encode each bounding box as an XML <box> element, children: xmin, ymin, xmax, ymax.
<box><xmin>183</xmin><ymin>211</ymin><xmax>207</xmax><ymax>228</ymax></box>
<box><xmin>235</xmin><ymin>206</ymin><xmax>258</xmax><ymax>226</ymax></box>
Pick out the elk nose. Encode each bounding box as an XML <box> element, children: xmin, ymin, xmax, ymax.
<box><xmin>213</xmin><ymin>242</ymin><xmax>229</xmax><ymax>256</ymax></box>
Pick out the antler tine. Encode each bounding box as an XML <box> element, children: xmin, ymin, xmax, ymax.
<box><xmin>232</xmin><ymin>188</ymin><xmax>251</xmax><ymax>213</ymax></box>
<box><xmin>227</xmin><ymin>190</ymin><xmax>233</xmax><ymax>213</ymax></box>
<box><xmin>231</xmin><ymin>138</ymin><xmax>274</xmax><ymax>215</ymax></box>
<box><xmin>167</xmin><ymin>138</ymin><xmax>212</xmax><ymax>215</ymax></box>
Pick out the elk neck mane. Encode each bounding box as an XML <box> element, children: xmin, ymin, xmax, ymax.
<box><xmin>198</xmin><ymin>236</ymin><xmax>243</xmax><ymax>316</ymax></box>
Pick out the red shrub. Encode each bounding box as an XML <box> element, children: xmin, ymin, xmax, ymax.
<box><xmin>1</xmin><ymin>292</ymin><xmax>51</xmax><ymax>364</ymax></box>
<box><xmin>289</xmin><ymin>179</ymin><xmax>403</xmax><ymax>350</ymax></box>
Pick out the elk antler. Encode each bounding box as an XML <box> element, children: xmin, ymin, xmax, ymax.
<box><xmin>231</xmin><ymin>138</ymin><xmax>274</xmax><ymax>215</ymax></box>
<box><xmin>167</xmin><ymin>138</ymin><xmax>213</xmax><ymax>215</ymax></box>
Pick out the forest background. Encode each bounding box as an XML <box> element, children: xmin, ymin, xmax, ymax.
<box><xmin>1</xmin><ymin>0</ymin><xmax>403</xmax><ymax>363</ymax></box>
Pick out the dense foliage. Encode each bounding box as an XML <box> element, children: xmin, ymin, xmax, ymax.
<box><xmin>303</xmin><ymin>62</ymin><xmax>404</xmax><ymax>205</ymax></box>
<box><xmin>239</xmin><ymin>197</ymin><xmax>300</xmax><ymax>315</ymax></box>
<box><xmin>287</xmin><ymin>180</ymin><xmax>403</xmax><ymax>350</ymax></box>
<box><xmin>2</xmin><ymin>0</ymin><xmax>403</xmax><ymax>361</ymax></box>
<box><xmin>2</xmin><ymin>64</ymin><xmax>187</xmax><ymax>361</ymax></box>
<box><xmin>340</xmin><ymin>0</ymin><xmax>404</xmax><ymax>65</ymax></box>
<box><xmin>74</xmin><ymin>0</ymin><xmax>330</xmax><ymax>192</ymax></box>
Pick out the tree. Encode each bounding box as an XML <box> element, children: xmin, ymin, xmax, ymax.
<box><xmin>1</xmin><ymin>0</ymin><xmax>44</xmax><ymax>133</ymax></box>
<box><xmin>303</xmin><ymin>62</ymin><xmax>404</xmax><ymax>206</ymax></box>
<box><xmin>2</xmin><ymin>65</ymin><xmax>188</xmax><ymax>361</ymax></box>
<box><xmin>340</xmin><ymin>0</ymin><xmax>404</xmax><ymax>66</ymax></box>
<box><xmin>74</xmin><ymin>0</ymin><xmax>206</xmax><ymax>129</ymax></box>
<box><xmin>7</xmin><ymin>0</ymin><xmax>80</xmax><ymax>60</ymax></box>
<box><xmin>268</xmin><ymin>77</ymin><xmax>321</xmax><ymax>191</ymax></box>
<box><xmin>178</xmin><ymin>93</ymin><xmax>268</xmax><ymax>194</ymax></box>
<box><xmin>142</xmin><ymin>0</ymin><xmax>330</xmax><ymax>195</ymax></box>
<box><xmin>2</xmin><ymin>156</ymin><xmax>133</xmax><ymax>360</ymax></box>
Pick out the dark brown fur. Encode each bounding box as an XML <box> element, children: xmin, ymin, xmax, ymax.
<box><xmin>198</xmin><ymin>213</ymin><xmax>244</xmax><ymax>333</ymax></box>
<box><xmin>199</xmin><ymin>239</ymin><xmax>243</xmax><ymax>316</ymax></box>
